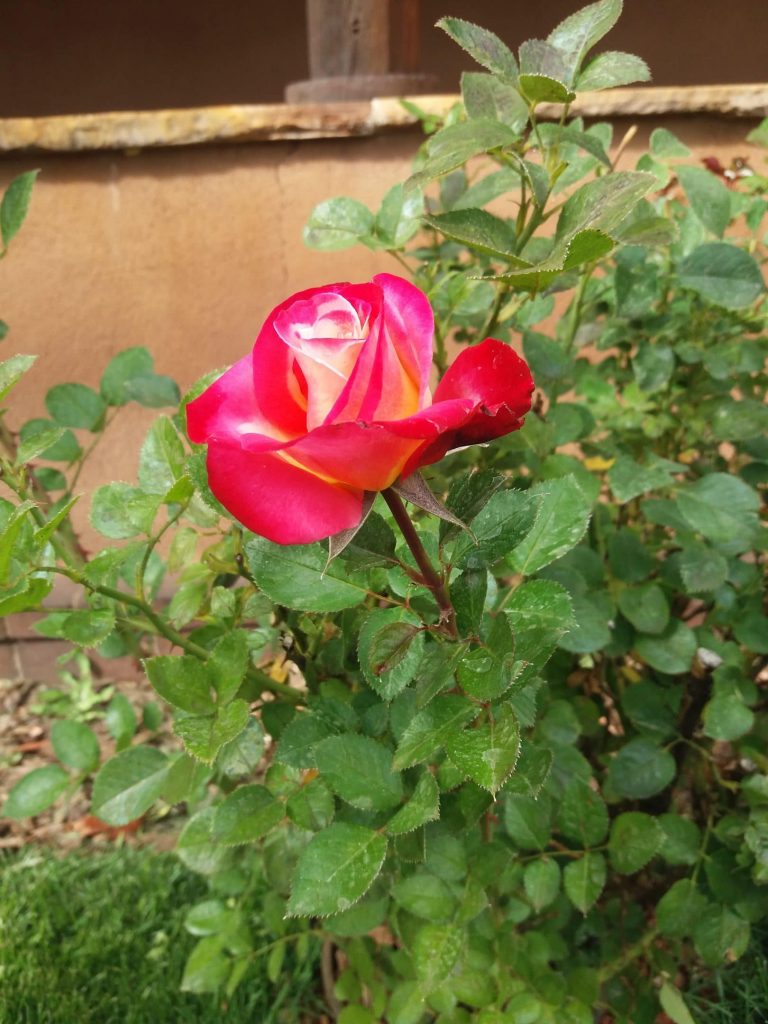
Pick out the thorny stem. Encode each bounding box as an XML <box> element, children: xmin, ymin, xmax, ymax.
<box><xmin>68</xmin><ymin>408</ymin><xmax>119</xmax><ymax>494</ymax></box>
<box><xmin>38</xmin><ymin>564</ymin><xmax>302</xmax><ymax>703</ymax></box>
<box><xmin>596</xmin><ymin>927</ymin><xmax>660</xmax><ymax>985</ymax></box>
<box><xmin>0</xmin><ymin>417</ymin><xmax>85</xmax><ymax>568</ymax></box>
<box><xmin>479</xmin><ymin>283</ymin><xmax>508</xmax><ymax>341</ymax></box>
<box><xmin>382</xmin><ymin>488</ymin><xmax>458</xmax><ymax>639</ymax></box>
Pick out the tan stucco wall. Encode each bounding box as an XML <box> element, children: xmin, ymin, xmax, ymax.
<box><xmin>1</xmin><ymin>113</ymin><xmax>765</xmax><ymax>546</ymax></box>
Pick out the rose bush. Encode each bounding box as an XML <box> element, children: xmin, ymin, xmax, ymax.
<box><xmin>186</xmin><ymin>273</ymin><xmax>533</xmax><ymax>543</ymax></box>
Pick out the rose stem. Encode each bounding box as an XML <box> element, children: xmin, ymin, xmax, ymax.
<box><xmin>382</xmin><ymin>488</ymin><xmax>458</xmax><ymax>640</ymax></box>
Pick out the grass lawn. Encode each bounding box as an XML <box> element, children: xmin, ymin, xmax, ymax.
<box><xmin>2</xmin><ymin>844</ymin><xmax>767</xmax><ymax>1023</ymax></box>
<box><xmin>0</xmin><ymin>846</ymin><xmax>323</xmax><ymax>1024</ymax></box>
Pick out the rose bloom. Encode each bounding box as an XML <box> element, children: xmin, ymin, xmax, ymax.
<box><xmin>186</xmin><ymin>274</ymin><xmax>534</xmax><ymax>545</ymax></box>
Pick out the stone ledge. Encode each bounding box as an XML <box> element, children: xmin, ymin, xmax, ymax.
<box><xmin>0</xmin><ymin>84</ymin><xmax>766</xmax><ymax>154</ymax></box>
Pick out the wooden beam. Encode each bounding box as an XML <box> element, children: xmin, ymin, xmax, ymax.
<box><xmin>286</xmin><ymin>0</ymin><xmax>436</xmax><ymax>103</ymax></box>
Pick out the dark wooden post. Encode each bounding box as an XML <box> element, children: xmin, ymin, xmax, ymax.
<box><xmin>285</xmin><ymin>0</ymin><xmax>437</xmax><ymax>103</ymax></box>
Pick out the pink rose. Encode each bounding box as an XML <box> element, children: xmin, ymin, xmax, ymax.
<box><xmin>186</xmin><ymin>274</ymin><xmax>534</xmax><ymax>544</ymax></box>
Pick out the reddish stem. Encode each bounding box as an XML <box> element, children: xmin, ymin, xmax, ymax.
<box><xmin>382</xmin><ymin>488</ymin><xmax>458</xmax><ymax>640</ymax></box>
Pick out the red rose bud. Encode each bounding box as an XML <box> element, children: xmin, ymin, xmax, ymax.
<box><xmin>186</xmin><ymin>274</ymin><xmax>534</xmax><ymax>544</ymax></box>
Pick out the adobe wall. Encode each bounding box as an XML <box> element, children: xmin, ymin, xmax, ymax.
<box><xmin>0</xmin><ymin>108</ymin><xmax>765</xmax><ymax>548</ymax></box>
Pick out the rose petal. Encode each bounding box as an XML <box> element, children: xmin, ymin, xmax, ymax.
<box><xmin>205</xmin><ymin>439</ymin><xmax>364</xmax><ymax>545</ymax></box>
<box><xmin>399</xmin><ymin>338</ymin><xmax>534</xmax><ymax>475</ymax></box>
<box><xmin>186</xmin><ymin>355</ymin><xmax>278</xmax><ymax>446</ymax></box>
<box><xmin>374</xmin><ymin>272</ymin><xmax>435</xmax><ymax>408</ymax></box>
<box><xmin>433</xmin><ymin>337</ymin><xmax>533</xmax><ymax>412</ymax></box>
<box><xmin>326</xmin><ymin>275</ymin><xmax>433</xmax><ymax>425</ymax></box>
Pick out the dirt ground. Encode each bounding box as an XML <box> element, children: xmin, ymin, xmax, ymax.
<box><xmin>0</xmin><ymin>669</ymin><xmax>183</xmax><ymax>853</ymax></box>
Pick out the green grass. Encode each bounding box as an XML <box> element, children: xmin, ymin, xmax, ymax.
<box><xmin>690</xmin><ymin>925</ymin><xmax>768</xmax><ymax>1024</ymax></box>
<box><xmin>0</xmin><ymin>846</ymin><xmax>322</xmax><ymax>1024</ymax></box>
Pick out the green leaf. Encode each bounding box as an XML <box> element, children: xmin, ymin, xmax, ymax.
<box><xmin>184</xmin><ymin>899</ymin><xmax>238</xmax><ymax>938</ymax></box>
<box><xmin>244</xmin><ymin>536</ymin><xmax>369</xmax><ymax>612</ymax></box>
<box><xmin>315</xmin><ymin>733</ymin><xmax>402</xmax><ymax>811</ymax></box>
<box><xmin>702</xmin><ymin>695</ymin><xmax>754</xmax><ymax>741</ymax></box>
<box><xmin>576</xmin><ymin>51</ymin><xmax>650</xmax><ymax>91</ymax></box>
<box><xmin>358</xmin><ymin>609</ymin><xmax>424</xmax><ymax>701</ymax></box>
<box><xmin>45</xmin><ymin>382</ymin><xmax>106</xmax><ymax>431</ymax></box>
<box><xmin>393</xmin><ymin>695</ymin><xmax>479</xmax><ymax>770</ymax></box>
<box><xmin>457</xmin><ymin>614</ymin><xmax>515</xmax><ymax>701</ymax></box>
<box><xmin>504</xmin><ymin>793</ymin><xmax>552</xmax><ymax>850</ymax></box>
<box><xmin>557</xmin><ymin>778</ymin><xmax>608</xmax><ymax>846</ymax></box>
<box><xmin>1</xmin><ymin>170</ymin><xmax>38</xmax><ymax>248</ymax></box>
<box><xmin>658</xmin><ymin>814</ymin><xmax>701</xmax><ymax>866</ymax></box>
<box><xmin>376</xmin><ymin>183</ymin><xmax>423</xmax><ymax>248</ymax></box>
<box><xmin>176</xmin><ymin>807</ymin><xmax>232</xmax><ymax>876</ymax></box>
<box><xmin>174</xmin><ymin>700</ymin><xmax>250</xmax><ymax>764</ymax></box>
<box><xmin>138</xmin><ymin>416</ymin><xmax>186</xmax><ymax>495</ymax></box>
<box><xmin>0</xmin><ymin>499</ymin><xmax>37</xmax><ymax>585</ymax></box>
<box><xmin>523</xmin><ymin>858</ymin><xmax>561</xmax><ymax>911</ymax></box>
<box><xmin>677</xmin><ymin>166</ymin><xmax>732</xmax><ymax>237</ymax></box>
<box><xmin>445</xmin><ymin>706</ymin><xmax>520</xmax><ymax>794</ymax></box>
<box><xmin>412</xmin><ymin>922</ymin><xmax>464</xmax><ymax>992</ymax></box>
<box><xmin>608</xmin><ymin>812</ymin><xmax>663</xmax><ymax>874</ymax></box>
<box><xmin>676</xmin><ymin>473</ymin><xmax>760</xmax><ymax>552</ymax></box>
<box><xmin>608</xmin><ymin>738</ymin><xmax>675</xmax><ymax>799</ymax></box>
<box><xmin>563</xmin><ymin>852</ymin><xmax>606</xmax><ymax>913</ymax></box>
<box><xmin>507</xmin><ymin>476</ymin><xmax>592</xmax><ymax>575</ymax></box>
<box><xmin>208</xmin><ymin>631</ymin><xmax>249</xmax><ymax>706</ymax></box>
<box><xmin>659</xmin><ymin>983</ymin><xmax>698</xmax><ymax>1024</ymax></box>
<box><xmin>180</xmin><ymin>936</ymin><xmax>230</xmax><ymax>993</ymax></box>
<box><xmin>387</xmin><ymin>772</ymin><xmax>440</xmax><ymax>835</ymax></box>
<box><xmin>393</xmin><ymin>871</ymin><xmax>456</xmax><ymax>922</ymax></box>
<box><xmin>15</xmin><ymin>423</ymin><xmax>66</xmax><ymax>465</ymax></box>
<box><xmin>633</xmin><ymin>342</ymin><xmax>675</xmax><ymax>392</ymax></box>
<box><xmin>91</xmin><ymin>746</ymin><xmax>168</xmax><ymax>825</ymax></box>
<box><xmin>694</xmin><ymin>907</ymin><xmax>750</xmax><ymax>966</ymax></box>
<box><xmin>3</xmin><ymin>764</ymin><xmax>69</xmax><ymax>818</ymax></box>
<box><xmin>144</xmin><ymin>654</ymin><xmax>215</xmax><ymax>715</ymax></box>
<box><xmin>287</xmin><ymin>823</ymin><xmax>387</xmax><ymax>917</ymax></box>
<box><xmin>438</xmin><ymin>18</ymin><xmax>519</xmax><ymax>80</ymax></box>
<box><xmin>635</xmin><ymin>620</ymin><xmax>697</xmax><ymax>675</ymax></box>
<box><xmin>124</xmin><ymin>374</ymin><xmax>179</xmax><ymax>408</ymax></box>
<box><xmin>286</xmin><ymin>777</ymin><xmax>335</xmax><ymax>831</ymax></box>
<box><xmin>650</xmin><ymin>128</ymin><xmax>692</xmax><ymax>159</ymax></box>
<box><xmin>100</xmin><ymin>347</ymin><xmax>152</xmax><ymax>405</ymax></box>
<box><xmin>747</xmin><ymin>118</ymin><xmax>768</xmax><ymax>147</ymax></box>
<box><xmin>617</xmin><ymin>583</ymin><xmax>669</xmax><ymax>635</ymax></box>
<box><xmin>0</xmin><ymin>354</ymin><xmax>36</xmax><ymax>401</ymax></box>
<box><xmin>452</xmin><ymin>568</ymin><xmax>487</xmax><ymax>634</ymax></box>
<box><xmin>217</xmin><ymin>719</ymin><xmax>266</xmax><ymax>778</ymax></box>
<box><xmin>454</xmin><ymin>488</ymin><xmax>536</xmax><ymax>568</ymax></box>
<box><xmin>556</xmin><ymin>171</ymin><xmax>656</xmax><ymax>242</ymax></box>
<box><xmin>424</xmin><ymin>208</ymin><xmax>516</xmax><ymax>260</ymax></box>
<box><xmin>406</xmin><ymin>120</ymin><xmax>518</xmax><ymax>192</ymax></box>
<box><xmin>711</xmin><ymin>398</ymin><xmax>768</xmax><ymax>443</ymax></box>
<box><xmin>34</xmin><ymin>607</ymin><xmax>116</xmax><ymax>647</ymax></box>
<box><xmin>303</xmin><ymin>197</ymin><xmax>374</xmax><ymax>251</ymax></box>
<box><xmin>506</xmin><ymin>579</ymin><xmax>574</xmax><ymax>675</ymax></box>
<box><xmin>19</xmin><ymin>418</ymin><xmax>82</xmax><ymax>463</ymax></box>
<box><xmin>547</xmin><ymin>0</ymin><xmax>623</xmax><ymax>83</ymax></box>
<box><xmin>50</xmin><ymin>720</ymin><xmax>100</xmax><ymax>774</ymax></box>
<box><xmin>678</xmin><ymin>243</ymin><xmax>765</xmax><ymax>309</ymax></box>
<box><xmin>90</xmin><ymin>482</ymin><xmax>160</xmax><ymax>539</ymax></box>
<box><xmin>679</xmin><ymin>541</ymin><xmax>728</xmax><ymax>593</ymax></box>
<box><xmin>537</xmin><ymin>123</ymin><xmax>612</xmax><ymax>166</ymax></box>
<box><xmin>105</xmin><ymin>693</ymin><xmax>137</xmax><ymax>748</ymax></box>
<box><xmin>461</xmin><ymin>73</ymin><xmax>528</xmax><ymax>133</ymax></box>
<box><xmin>212</xmin><ymin>784</ymin><xmax>283</xmax><ymax>845</ymax></box>
<box><xmin>657</xmin><ymin>879</ymin><xmax>709</xmax><ymax>937</ymax></box>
